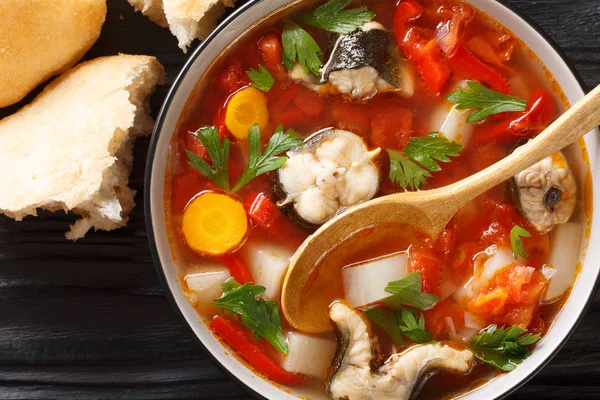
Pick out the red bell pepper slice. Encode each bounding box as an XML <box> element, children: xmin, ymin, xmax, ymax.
<box><xmin>245</xmin><ymin>192</ymin><xmax>306</xmax><ymax>247</ymax></box>
<box><xmin>210</xmin><ymin>316</ymin><xmax>304</xmax><ymax>386</ymax></box>
<box><xmin>473</xmin><ymin>88</ymin><xmax>556</xmax><ymax>144</ymax></box>
<box><xmin>446</xmin><ymin>43</ymin><xmax>510</xmax><ymax>93</ymax></box>
<box><xmin>219</xmin><ymin>253</ymin><xmax>253</xmax><ymax>284</ymax></box>
<box><xmin>393</xmin><ymin>0</ymin><xmax>451</xmax><ymax>94</ymax></box>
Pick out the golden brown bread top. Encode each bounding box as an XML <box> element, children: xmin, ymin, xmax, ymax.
<box><xmin>0</xmin><ymin>0</ymin><xmax>107</xmax><ymax>108</ymax></box>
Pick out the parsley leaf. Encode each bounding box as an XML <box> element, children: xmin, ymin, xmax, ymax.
<box><xmin>447</xmin><ymin>81</ymin><xmax>527</xmax><ymax>123</ymax></box>
<box><xmin>383</xmin><ymin>271</ymin><xmax>439</xmax><ymax>311</ymax></box>
<box><xmin>404</xmin><ymin>134</ymin><xmax>463</xmax><ymax>172</ymax></box>
<box><xmin>232</xmin><ymin>124</ymin><xmax>303</xmax><ymax>192</ymax></box>
<box><xmin>510</xmin><ymin>225</ymin><xmax>531</xmax><ymax>260</ymax></box>
<box><xmin>363</xmin><ymin>308</ymin><xmax>404</xmax><ymax>345</ymax></box>
<box><xmin>282</xmin><ymin>20</ymin><xmax>323</xmax><ymax>76</ymax></box>
<box><xmin>213</xmin><ymin>279</ymin><xmax>289</xmax><ymax>354</ymax></box>
<box><xmin>247</xmin><ymin>65</ymin><xmax>275</xmax><ymax>92</ymax></box>
<box><xmin>398</xmin><ymin>307</ymin><xmax>433</xmax><ymax>343</ymax></box>
<box><xmin>387</xmin><ymin>149</ymin><xmax>432</xmax><ymax>191</ymax></box>
<box><xmin>471</xmin><ymin>325</ymin><xmax>541</xmax><ymax>371</ymax></box>
<box><xmin>364</xmin><ymin>306</ymin><xmax>433</xmax><ymax>345</ymax></box>
<box><xmin>187</xmin><ymin>126</ymin><xmax>230</xmax><ymax>191</ymax></box>
<box><xmin>299</xmin><ymin>0</ymin><xmax>375</xmax><ymax>34</ymax></box>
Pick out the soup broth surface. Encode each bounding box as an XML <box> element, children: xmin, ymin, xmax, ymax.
<box><xmin>165</xmin><ymin>1</ymin><xmax>590</xmax><ymax>399</ymax></box>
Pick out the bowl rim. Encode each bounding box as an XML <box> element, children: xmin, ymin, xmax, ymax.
<box><xmin>144</xmin><ymin>1</ymin><xmax>599</xmax><ymax>399</ymax></box>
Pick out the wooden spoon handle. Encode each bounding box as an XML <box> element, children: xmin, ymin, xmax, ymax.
<box><xmin>447</xmin><ymin>84</ymin><xmax>600</xmax><ymax>203</ymax></box>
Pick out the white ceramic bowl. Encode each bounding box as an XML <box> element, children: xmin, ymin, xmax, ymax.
<box><xmin>145</xmin><ymin>1</ymin><xmax>600</xmax><ymax>399</ymax></box>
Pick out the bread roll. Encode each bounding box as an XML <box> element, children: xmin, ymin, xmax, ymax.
<box><xmin>0</xmin><ymin>55</ymin><xmax>165</xmax><ymax>239</ymax></box>
<box><xmin>0</xmin><ymin>0</ymin><xmax>107</xmax><ymax>108</ymax></box>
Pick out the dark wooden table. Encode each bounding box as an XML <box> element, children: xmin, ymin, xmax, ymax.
<box><xmin>0</xmin><ymin>0</ymin><xmax>599</xmax><ymax>399</ymax></box>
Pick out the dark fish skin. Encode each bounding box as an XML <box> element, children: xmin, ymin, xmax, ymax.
<box><xmin>321</xmin><ymin>28</ymin><xmax>401</xmax><ymax>87</ymax></box>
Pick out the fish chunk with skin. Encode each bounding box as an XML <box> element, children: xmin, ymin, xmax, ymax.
<box><xmin>327</xmin><ymin>302</ymin><xmax>474</xmax><ymax>400</ymax></box>
<box><xmin>290</xmin><ymin>22</ymin><xmax>414</xmax><ymax>100</ymax></box>
<box><xmin>322</xmin><ymin>22</ymin><xmax>413</xmax><ymax>99</ymax></box>
<box><xmin>277</xmin><ymin>129</ymin><xmax>380</xmax><ymax>227</ymax></box>
<box><xmin>512</xmin><ymin>151</ymin><xmax>577</xmax><ymax>232</ymax></box>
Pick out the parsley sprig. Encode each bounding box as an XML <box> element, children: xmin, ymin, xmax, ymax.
<box><xmin>213</xmin><ymin>279</ymin><xmax>289</xmax><ymax>354</ymax></box>
<box><xmin>447</xmin><ymin>81</ymin><xmax>527</xmax><ymax>122</ymax></box>
<box><xmin>471</xmin><ymin>325</ymin><xmax>541</xmax><ymax>371</ymax></box>
<box><xmin>247</xmin><ymin>65</ymin><xmax>275</xmax><ymax>92</ymax></box>
<box><xmin>510</xmin><ymin>225</ymin><xmax>531</xmax><ymax>260</ymax></box>
<box><xmin>405</xmin><ymin>134</ymin><xmax>463</xmax><ymax>172</ymax></box>
<box><xmin>282</xmin><ymin>21</ymin><xmax>323</xmax><ymax>76</ymax></box>
<box><xmin>300</xmin><ymin>0</ymin><xmax>375</xmax><ymax>34</ymax></box>
<box><xmin>187</xmin><ymin>124</ymin><xmax>301</xmax><ymax>193</ymax></box>
<box><xmin>364</xmin><ymin>307</ymin><xmax>433</xmax><ymax>345</ymax></box>
<box><xmin>233</xmin><ymin>125</ymin><xmax>303</xmax><ymax>192</ymax></box>
<box><xmin>364</xmin><ymin>272</ymin><xmax>437</xmax><ymax>345</ymax></box>
<box><xmin>383</xmin><ymin>271</ymin><xmax>440</xmax><ymax>311</ymax></box>
<box><xmin>187</xmin><ymin>126</ymin><xmax>230</xmax><ymax>191</ymax></box>
<box><xmin>387</xmin><ymin>150</ymin><xmax>431</xmax><ymax>191</ymax></box>
<box><xmin>388</xmin><ymin>134</ymin><xmax>463</xmax><ymax>191</ymax></box>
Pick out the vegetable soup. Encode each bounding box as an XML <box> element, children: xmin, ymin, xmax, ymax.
<box><xmin>165</xmin><ymin>0</ymin><xmax>590</xmax><ymax>399</ymax></box>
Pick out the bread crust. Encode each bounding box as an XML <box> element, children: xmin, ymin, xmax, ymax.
<box><xmin>0</xmin><ymin>54</ymin><xmax>165</xmax><ymax>239</ymax></box>
<box><xmin>0</xmin><ymin>0</ymin><xmax>107</xmax><ymax>108</ymax></box>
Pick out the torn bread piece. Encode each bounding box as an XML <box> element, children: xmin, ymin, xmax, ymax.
<box><xmin>0</xmin><ymin>55</ymin><xmax>165</xmax><ymax>239</ymax></box>
<box><xmin>0</xmin><ymin>0</ymin><xmax>107</xmax><ymax>108</ymax></box>
<box><xmin>128</xmin><ymin>0</ymin><xmax>168</xmax><ymax>27</ymax></box>
<box><xmin>128</xmin><ymin>0</ymin><xmax>235</xmax><ymax>52</ymax></box>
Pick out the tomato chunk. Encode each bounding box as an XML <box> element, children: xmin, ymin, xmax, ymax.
<box><xmin>424</xmin><ymin>299</ymin><xmax>465</xmax><ymax>338</ymax></box>
<box><xmin>244</xmin><ymin>192</ymin><xmax>307</xmax><ymax>247</ymax></box>
<box><xmin>258</xmin><ymin>32</ymin><xmax>285</xmax><ymax>77</ymax></box>
<box><xmin>370</xmin><ymin>107</ymin><xmax>413</xmax><ymax>149</ymax></box>
<box><xmin>393</xmin><ymin>0</ymin><xmax>451</xmax><ymax>94</ymax></box>
<box><xmin>330</xmin><ymin>101</ymin><xmax>370</xmax><ymax>136</ymax></box>
<box><xmin>408</xmin><ymin>246</ymin><xmax>442</xmax><ymax>295</ymax></box>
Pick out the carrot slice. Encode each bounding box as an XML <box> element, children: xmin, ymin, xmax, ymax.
<box><xmin>182</xmin><ymin>192</ymin><xmax>248</xmax><ymax>256</ymax></box>
<box><xmin>225</xmin><ymin>87</ymin><xmax>269</xmax><ymax>139</ymax></box>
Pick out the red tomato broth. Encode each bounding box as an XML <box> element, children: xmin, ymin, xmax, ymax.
<box><xmin>163</xmin><ymin>0</ymin><xmax>590</xmax><ymax>398</ymax></box>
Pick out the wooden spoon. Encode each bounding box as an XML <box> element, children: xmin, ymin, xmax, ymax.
<box><xmin>282</xmin><ymin>84</ymin><xmax>600</xmax><ymax>334</ymax></box>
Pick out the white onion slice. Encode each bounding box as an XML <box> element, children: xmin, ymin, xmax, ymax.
<box><xmin>429</xmin><ymin>80</ymin><xmax>473</xmax><ymax>146</ymax></box>
<box><xmin>480</xmin><ymin>246</ymin><xmax>524</xmax><ymax>280</ymax></box>
<box><xmin>342</xmin><ymin>252</ymin><xmax>409</xmax><ymax>307</ymax></box>
<box><xmin>281</xmin><ymin>332</ymin><xmax>337</xmax><ymax>378</ymax></box>
<box><xmin>453</xmin><ymin>277</ymin><xmax>475</xmax><ymax>306</ymax></box>
<box><xmin>184</xmin><ymin>264</ymin><xmax>231</xmax><ymax>312</ymax></box>
<box><xmin>438</xmin><ymin>105</ymin><xmax>474</xmax><ymax>146</ymax></box>
<box><xmin>447</xmin><ymin>315</ymin><xmax>480</xmax><ymax>344</ymax></box>
<box><xmin>439</xmin><ymin>278</ymin><xmax>458</xmax><ymax>301</ymax></box>
<box><xmin>241</xmin><ymin>241</ymin><xmax>294</xmax><ymax>300</ymax></box>
<box><xmin>543</xmin><ymin>222</ymin><xmax>582</xmax><ymax>302</ymax></box>
<box><xmin>464</xmin><ymin>312</ymin><xmax>484</xmax><ymax>331</ymax></box>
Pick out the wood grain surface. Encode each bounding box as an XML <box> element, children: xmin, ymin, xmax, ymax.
<box><xmin>0</xmin><ymin>0</ymin><xmax>598</xmax><ymax>399</ymax></box>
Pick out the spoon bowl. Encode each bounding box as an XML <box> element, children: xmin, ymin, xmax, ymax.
<box><xmin>282</xmin><ymin>84</ymin><xmax>600</xmax><ymax>334</ymax></box>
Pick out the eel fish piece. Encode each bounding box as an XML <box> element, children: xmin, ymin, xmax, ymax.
<box><xmin>512</xmin><ymin>151</ymin><xmax>577</xmax><ymax>232</ymax></box>
<box><xmin>327</xmin><ymin>302</ymin><xmax>474</xmax><ymax>400</ymax></box>
<box><xmin>277</xmin><ymin>129</ymin><xmax>380</xmax><ymax>227</ymax></box>
<box><xmin>290</xmin><ymin>22</ymin><xmax>415</xmax><ymax>100</ymax></box>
